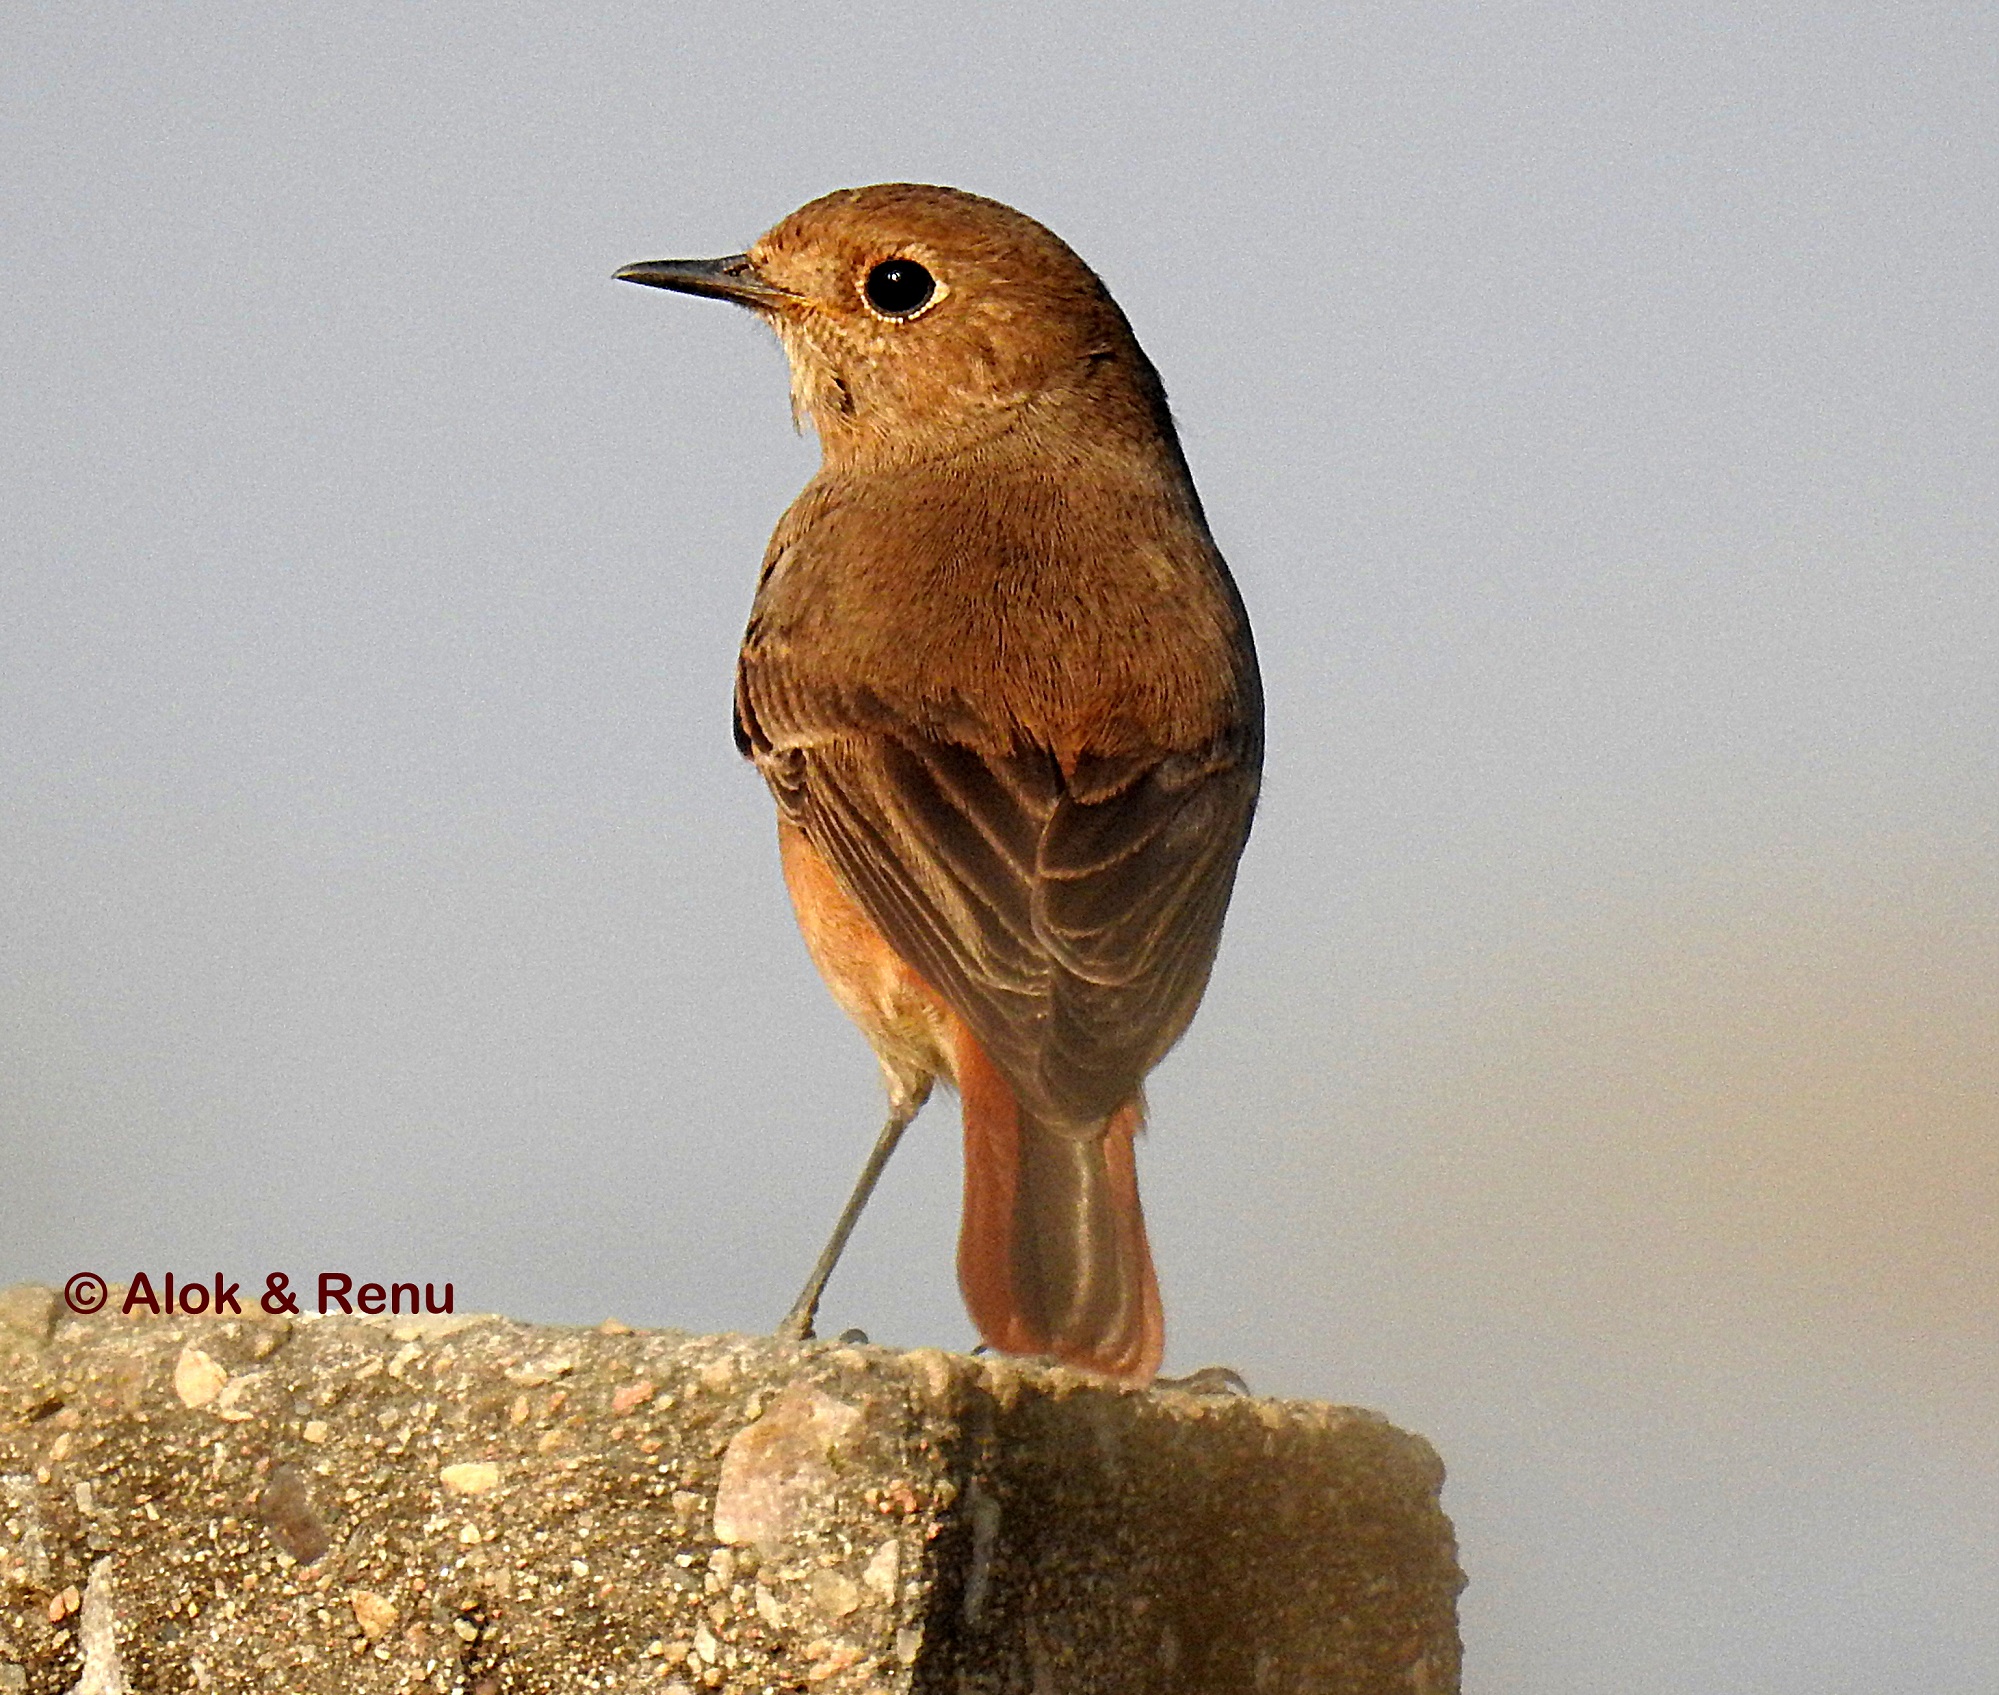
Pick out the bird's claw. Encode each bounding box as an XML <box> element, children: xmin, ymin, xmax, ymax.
<box><xmin>1156</xmin><ymin>1365</ymin><xmax>1252</xmax><ymax>1396</ymax></box>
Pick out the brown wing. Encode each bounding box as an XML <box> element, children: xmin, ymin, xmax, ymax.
<box><xmin>738</xmin><ymin>671</ymin><xmax>1260</xmax><ymax>1132</ymax></box>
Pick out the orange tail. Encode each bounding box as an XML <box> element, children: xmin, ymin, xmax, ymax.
<box><xmin>954</xmin><ymin>1030</ymin><xmax>1164</xmax><ymax>1384</ymax></box>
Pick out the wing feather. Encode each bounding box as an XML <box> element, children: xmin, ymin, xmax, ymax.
<box><xmin>741</xmin><ymin>672</ymin><xmax>1257</xmax><ymax>1130</ymax></box>
<box><xmin>733</xmin><ymin>479</ymin><xmax>1260</xmax><ymax>1134</ymax></box>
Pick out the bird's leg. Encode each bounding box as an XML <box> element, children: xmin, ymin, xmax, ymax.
<box><xmin>776</xmin><ymin>1080</ymin><xmax>930</xmax><ymax>1343</ymax></box>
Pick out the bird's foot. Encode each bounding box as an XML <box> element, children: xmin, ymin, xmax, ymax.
<box><xmin>774</xmin><ymin>1309</ymin><xmax>869</xmax><ymax>1348</ymax></box>
<box><xmin>1155</xmin><ymin>1365</ymin><xmax>1253</xmax><ymax>1396</ymax></box>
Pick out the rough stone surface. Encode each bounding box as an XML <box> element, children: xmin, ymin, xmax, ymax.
<box><xmin>0</xmin><ymin>1284</ymin><xmax>1462</xmax><ymax>1693</ymax></box>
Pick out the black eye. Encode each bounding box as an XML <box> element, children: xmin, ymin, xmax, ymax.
<box><xmin>863</xmin><ymin>258</ymin><xmax>935</xmax><ymax>318</ymax></box>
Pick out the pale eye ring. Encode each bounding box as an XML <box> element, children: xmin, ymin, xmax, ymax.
<box><xmin>863</xmin><ymin>258</ymin><xmax>936</xmax><ymax>319</ymax></box>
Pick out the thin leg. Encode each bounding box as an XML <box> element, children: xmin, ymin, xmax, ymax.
<box><xmin>777</xmin><ymin>1093</ymin><xmax>924</xmax><ymax>1343</ymax></box>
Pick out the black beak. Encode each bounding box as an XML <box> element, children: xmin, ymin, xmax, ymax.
<box><xmin>613</xmin><ymin>254</ymin><xmax>792</xmax><ymax>310</ymax></box>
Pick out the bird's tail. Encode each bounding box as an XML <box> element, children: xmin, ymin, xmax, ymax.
<box><xmin>953</xmin><ymin>1032</ymin><xmax>1163</xmax><ymax>1384</ymax></box>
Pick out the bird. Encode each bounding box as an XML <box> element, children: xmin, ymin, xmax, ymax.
<box><xmin>617</xmin><ymin>184</ymin><xmax>1260</xmax><ymax>1384</ymax></box>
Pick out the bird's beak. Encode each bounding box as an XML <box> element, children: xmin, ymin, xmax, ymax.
<box><xmin>613</xmin><ymin>254</ymin><xmax>792</xmax><ymax>311</ymax></box>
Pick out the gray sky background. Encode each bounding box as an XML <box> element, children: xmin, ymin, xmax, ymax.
<box><xmin>4</xmin><ymin>5</ymin><xmax>1995</xmax><ymax>1689</ymax></box>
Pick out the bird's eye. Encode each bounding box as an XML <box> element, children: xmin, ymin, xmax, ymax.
<box><xmin>863</xmin><ymin>259</ymin><xmax>936</xmax><ymax>318</ymax></box>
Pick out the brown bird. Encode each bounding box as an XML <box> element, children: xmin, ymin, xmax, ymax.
<box><xmin>617</xmin><ymin>184</ymin><xmax>1260</xmax><ymax>1384</ymax></box>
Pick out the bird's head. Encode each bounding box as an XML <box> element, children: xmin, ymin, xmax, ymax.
<box><xmin>618</xmin><ymin>183</ymin><xmax>1162</xmax><ymax>469</ymax></box>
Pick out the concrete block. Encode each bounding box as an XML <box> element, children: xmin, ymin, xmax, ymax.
<box><xmin>0</xmin><ymin>1287</ymin><xmax>1461</xmax><ymax>1692</ymax></box>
